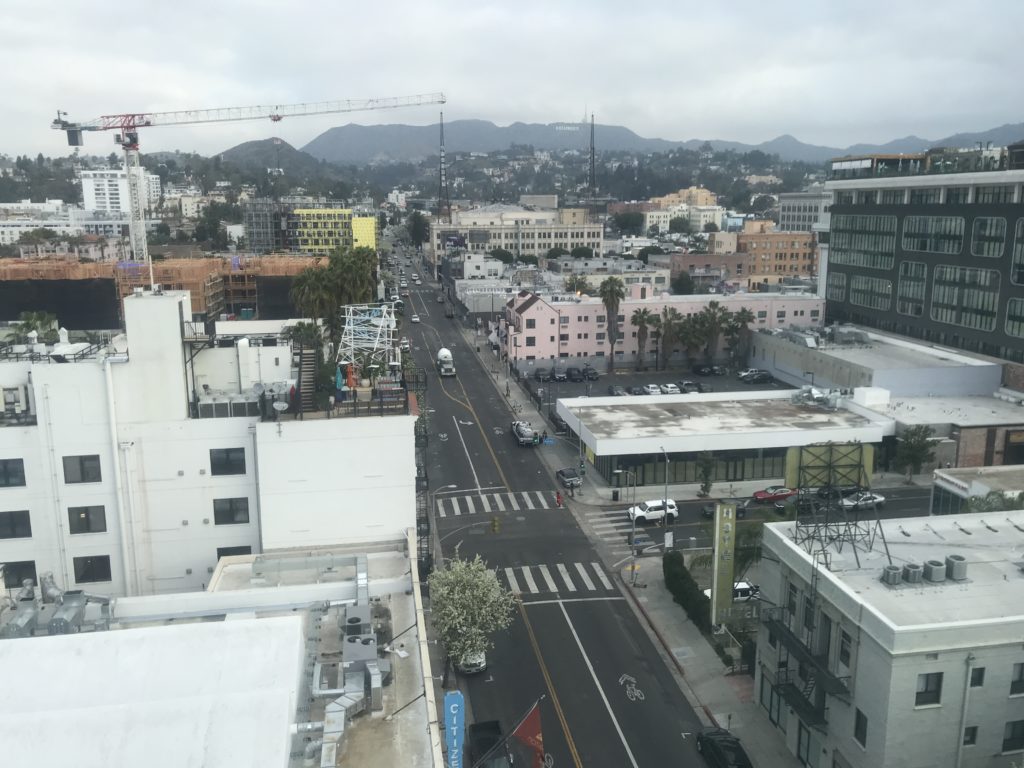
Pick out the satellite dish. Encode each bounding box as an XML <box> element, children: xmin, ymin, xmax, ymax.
<box><xmin>272</xmin><ymin>382</ymin><xmax>289</xmax><ymax>395</ymax></box>
<box><xmin>253</xmin><ymin>383</ymin><xmax>265</xmax><ymax>396</ymax></box>
<box><xmin>273</xmin><ymin>401</ymin><xmax>289</xmax><ymax>412</ymax></box>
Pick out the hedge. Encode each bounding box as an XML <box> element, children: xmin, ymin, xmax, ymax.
<box><xmin>662</xmin><ymin>550</ymin><xmax>711</xmax><ymax>634</ymax></box>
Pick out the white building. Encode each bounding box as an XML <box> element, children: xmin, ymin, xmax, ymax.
<box><xmin>642</xmin><ymin>209</ymin><xmax>673</xmax><ymax>234</ymax></box>
<box><xmin>0</xmin><ymin>292</ymin><xmax>416</xmax><ymax>597</ymax></box>
<box><xmin>81</xmin><ymin>168</ymin><xmax>161</xmax><ymax>215</ymax></box>
<box><xmin>757</xmin><ymin>511</ymin><xmax>1024</xmax><ymax>767</ymax></box>
<box><xmin>778</xmin><ymin>188</ymin><xmax>833</xmax><ymax>233</ymax></box>
<box><xmin>688</xmin><ymin>205</ymin><xmax>726</xmax><ymax>232</ymax></box>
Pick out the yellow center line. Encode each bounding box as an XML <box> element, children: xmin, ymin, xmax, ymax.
<box><xmin>518</xmin><ymin>600</ymin><xmax>583</xmax><ymax>768</ymax></box>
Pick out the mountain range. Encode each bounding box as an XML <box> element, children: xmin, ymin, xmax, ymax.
<box><xmin>220</xmin><ymin>120</ymin><xmax>1024</xmax><ymax>168</ymax></box>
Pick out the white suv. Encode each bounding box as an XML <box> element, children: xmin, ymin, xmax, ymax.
<box><xmin>627</xmin><ymin>499</ymin><xmax>678</xmax><ymax>523</ymax></box>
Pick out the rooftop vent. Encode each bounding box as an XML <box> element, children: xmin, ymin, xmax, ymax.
<box><xmin>946</xmin><ymin>554</ymin><xmax>968</xmax><ymax>581</ymax></box>
<box><xmin>903</xmin><ymin>563</ymin><xmax>924</xmax><ymax>584</ymax></box>
<box><xmin>881</xmin><ymin>564</ymin><xmax>902</xmax><ymax>586</ymax></box>
<box><xmin>923</xmin><ymin>560</ymin><xmax>946</xmax><ymax>583</ymax></box>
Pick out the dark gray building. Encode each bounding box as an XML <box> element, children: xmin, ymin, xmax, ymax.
<box><xmin>823</xmin><ymin>146</ymin><xmax>1024</xmax><ymax>362</ymax></box>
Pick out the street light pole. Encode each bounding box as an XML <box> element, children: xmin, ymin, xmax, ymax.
<box><xmin>430</xmin><ymin>484</ymin><xmax>459</xmax><ymax>518</ymax></box>
<box><xmin>661</xmin><ymin>446</ymin><xmax>671</xmax><ymax>549</ymax></box>
<box><xmin>615</xmin><ymin>469</ymin><xmax>639</xmax><ymax>584</ymax></box>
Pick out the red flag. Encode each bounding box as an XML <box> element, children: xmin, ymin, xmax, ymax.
<box><xmin>511</xmin><ymin>702</ymin><xmax>544</xmax><ymax>768</ymax></box>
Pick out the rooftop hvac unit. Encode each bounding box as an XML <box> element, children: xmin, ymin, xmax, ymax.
<box><xmin>946</xmin><ymin>554</ymin><xmax>968</xmax><ymax>581</ymax></box>
<box><xmin>881</xmin><ymin>565</ymin><xmax>902</xmax><ymax>586</ymax></box>
<box><xmin>903</xmin><ymin>563</ymin><xmax>924</xmax><ymax>584</ymax></box>
<box><xmin>342</xmin><ymin>606</ymin><xmax>372</xmax><ymax>637</ymax></box>
<box><xmin>923</xmin><ymin>560</ymin><xmax>946</xmax><ymax>583</ymax></box>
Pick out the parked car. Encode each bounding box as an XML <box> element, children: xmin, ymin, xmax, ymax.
<box><xmin>743</xmin><ymin>371</ymin><xmax>773</xmax><ymax>384</ymax></box>
<box><xmin>840</xmin><ymin>491</ymin><xmax>886</xmax><ymax>510</ymax></box>
<box><xmin>410</xmin><ymin>314</ymin><xmax>421</xmax><ymax>323</ymax></box>
<box><xmin>549</xmin><ymin>411</ymin><xmax>569</xmax><ymax>435</ymax></box>
<box><xmin>467</xmin><ymin>720</ymin><xmax>512</xmax><ymax>768</ymax></box>
<box><xmin>556</xmin><ymin>467</ymin><xmax>582</xmax><ymax>488</ymax></box>
<box><xmin>702</xmin><ymin>582</ymin><xmax>761</xmax><ymax>604</ymax></box>
<box><xmin>692</xmin><ymin>364</ymin><xmax>713</xmax><ymax>376</ymax></box>
<box><xmin>659</xmin><ymin>382</ymin><xmax>681</xmax><ymax>394</ymax></box>
<box><xmin>628</xmin><ymin>385</ymin><xmax>646</xmax><ymax>395</ymax></box>
<box><xmin>680</xmin><ymin>380</ymin><xmax>710</xmax><ymax>394</ymax></box>
<box><xmin>567</xmin><ymin>367</ymin><xmax>585</xmax><ymax>382</ymax></box>
<box><xmin>695</xmin><ymin>727</ymin><xmax>753</xmax><ymax>768</ymax></box>
<box><xmin>399</xmin><ymin>337</ymin><xmax>411</xmax><ymax>352</ymax></box>
<box><xmin>534</xmin><ymin>368</ymin><xmax>552</xmax><ymax>382</ymax></box>
<box><xmin>607</xmin><ymin>385</ymin><xmax>628</xmax><ymax>396</ymax></box>
<box><xmin>816</xmin><ymin>484</ymin><xmax>863</xmax><ymax>499</ymax></box>
<box><xmin>455</xmin><ymin>650</ymin><xmax>487</xmax><ymax>674</ymax></box>
<box><xmin>552</xmin><ymin>368</ymin><xmax>568</xmax><ymax>382</ymax></box>
<box><xmin>753</xmin><ymin>486</ymin><xmax>798</xmax><ymax>503</ymax></box>
<box><xmin>583</xmin><ymin>365</ymin><xmax>600</xmax><ymax>380</ymax></box>
<box><xmin>711</xmin><ymin>366</ymin><xmax>727</xmax><ymax>376</ymax></box>
<box><xmin>642</xmin><ymin>383</ymin><xmax>661</xmax><ymax>395</ymax></box>
<box><xmin>737</xmin><ymin>368</ymin><xmax>765</xmax><ymax>380</ymax></box>
<box><xmin>701</xmin><ymin>499</ymin><xmax>748</xmax><ymax>519</ymax></box>
<box><xmin>627</xmin><ymin>498</ymin><xmax>678</xmax><ymax>523</ymax></box>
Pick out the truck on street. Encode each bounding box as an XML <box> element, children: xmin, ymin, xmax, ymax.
<box><xmin>436</xmin><ymin>347</ymin><xmax>456</xmax><ymax>377</ymax></box>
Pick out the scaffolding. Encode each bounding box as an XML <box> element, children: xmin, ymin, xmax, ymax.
<box><xmin>339</xmin><ymin>304</ymin><xmax>399</xmax><ymax>376</ymax></box>
<box><xmin>114</xmin><ymin>258</ymin><xmax>226</xmax><ymax>321</ymax></box>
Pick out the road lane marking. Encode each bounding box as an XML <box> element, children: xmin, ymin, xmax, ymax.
<box><xmin>504</xmin><ymin>567</ymin><xmax>521</xmax><ymax>594</ymax></box>
<box><xmin>451</xmin><ymin>415</ymin><xmax>481</xmax><ymax>493</ymax></box>
<box><xmin>592</xmin><ymin>563</ymin><xmax>614</xmax><ymax>590</ymax></box>
<box><xmin>556</xmin><ymin>564</ymin><xmax>577</xmax><ymax>592</ymax></box>
<box><xmin>520</xmin><ymin>567</ymin><xmax>539</xmax><ymax>593</ymax></box>
<box><xmin>522</xmin><ymin>493</ymin><xmax>536</xmax><ymax>510</ymax></box>
<box><xmin>522</xmin><ymin>597</ymin><xmax>625</xmax><ymax>605</ymax></box>
<box><xmin>518</xmin><ymin>602</ymin><xmax>583</xmax><ymax>768</ymax></box>
<box><xmin>538</xmin><ymin>565</ymin><xmax>558</xmax><ymax>592</ymax></box>
<box><xmin>493</xmin><ymin>494</ymin><xmax>507</xmax><ymax>512</ymax></box>
<box><xmin>481</xmin><ymin>494</ymin><xmax>492</xmax><ymax>513</ymax></box>
<box><xmin>574</xmin><ymin>563</ymin><xmax>596</xmax><ymax>591</ymax></box>
<box><xmin>558</xmin><ymin>602</ymin><xmax>640</xmax><ymax>768</ymax></box>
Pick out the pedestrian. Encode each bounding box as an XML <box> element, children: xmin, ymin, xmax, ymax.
<box><xmin>569</xmin><ymin>484</ymin><xmax>575</xmax><ymax>498</ymax></box>
<box><xmin>542</xmin><ymin>430</ymin><xmax>548</xmax><ymax>442</ymax></box>
<box><xmin>555</xmin><ymin>491</ymin><xmax>563</xmax><ymax>508</ymax></box>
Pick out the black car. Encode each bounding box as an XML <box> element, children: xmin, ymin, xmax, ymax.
<box><xmin>556</xmin><ymin>467</ymin><xmax>582</xmax><ymax>488</ymax></box>
<box><xmin>744</xmin><ymin>371</ymin><xmax>773</xmax><ymax>384</ymax></box>
<box><xmin>628</xmin><ymin>385</ymin><xmax>646</xmax><ymax>395</ymax></box>
<box><xmin>552</xmin><ymin>368</ymin><xmax>568</xmax><ymax>382</ymax></box>
<box><xmin>533</xmin><ymin>368</ymin><xmax>552</xmax><ymax>382</ymax></box>
<box><xmin>692</xmin><ymin>364</ymin><xmax>713</xmax><ymax>376</ymax></box>
<box><xmin>695</xmin><ymin>728</ymin><xmax>753</xmax><ymax>768</ymax></box>
<box><xmin>468</xmin><ymin>721</ymin><xmax>512</xmax><ymax>768</ymax></box>
<box><xmin>583</xmin><ymin>365</ymin><xmax>600</xmax><ymax>380</ymax></box>
<box><xmin>607</xmin><ymin>385</ymin><xmax>627</xmax><ymax>396</ymax></box>
<box><xmin>549</xmin><ymin>411</ymin><xmax>569</xmax><ymax>435</ymax></box>
<box><xmin>701</xmin><ymin>499</ymin><xmax>748</xmax><ymax>519</ymax></box>
<box><xmin>566</xmin><ymin>367</ymin><xmax>585</xmax><ymax>382</ymax></box>
<box><xmin>817</xmin><ymin>484</ymin><xmax>863</xmax><ymax>500</ymax></box>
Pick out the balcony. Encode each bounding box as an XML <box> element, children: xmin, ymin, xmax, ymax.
<box><xmin>762</xmin><ymin>664</ymin><xmax>828</xmax><ymax>728</ymax></box>
<box><xmin>762</xmin><ymin>606</ymin><xmax>850</xmax><ymax>698</ymax></box>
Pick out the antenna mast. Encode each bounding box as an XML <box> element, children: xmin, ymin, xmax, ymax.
<box><xmin>438</xmin><ymin>112</ymin><xmax>452</xmax><ymax>224</ymax></box>
<box><xmin>589</xmin><ymin>113</ymin><xmax>596</xmax><ymax>195</ymax></box>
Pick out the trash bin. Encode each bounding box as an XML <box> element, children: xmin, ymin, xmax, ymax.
<box><xmin>612</xmin><ymin>489</ymin><xmax>620</xmax><ymax>502</ymax></box>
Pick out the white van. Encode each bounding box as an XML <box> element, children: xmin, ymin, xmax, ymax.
<box><xmin>703</xmin><ymin>581</ymin><xmax>760</xmax><ymax>603</ymax></box>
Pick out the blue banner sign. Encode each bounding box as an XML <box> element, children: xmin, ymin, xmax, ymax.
<box><xmin>444</xmin><ymin>689</ymin><xmax>465</xmax><ymax>767</ymax></box>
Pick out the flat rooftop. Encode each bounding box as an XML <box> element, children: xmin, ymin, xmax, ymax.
<box><xmin>815</xmin><ymin>340</ymin><xmax>986</xmax><ymax>371</ymax></box>
<box><xmin>881</xmin><ymin>395</ymin><xmax>1024</xmax><ymax>427</ymax></box>
<box><xmin>770</xmin><ymin>511</ymin><xmax>1024</xmax><ymax>629</ymax></box>
<box><xmin>937</xmin><ymin>465</ymin><xmax>1024</xmax><ymax>494</ymax></box>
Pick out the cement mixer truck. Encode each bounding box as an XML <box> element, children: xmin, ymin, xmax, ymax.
<box><xmin>436</xmin><ymin>347</ymin><xmax>456</xmax><ymax>378</ymax></box>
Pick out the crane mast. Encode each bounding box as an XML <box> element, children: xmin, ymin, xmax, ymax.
<box><xmin>52</xmin><ymin>92</ymin><xmax>446</xmax><ymax>286</ymax></box>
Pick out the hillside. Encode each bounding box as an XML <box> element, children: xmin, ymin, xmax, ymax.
<box><xmin>218</xmin><ymin>138</ymin><xmax>328</xmax><ymax>177</ymax></box>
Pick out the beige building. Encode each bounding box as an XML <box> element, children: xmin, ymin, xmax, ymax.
<box><xmin>651</xmin><ymin>186</ymin><xmax>718</xmax><ymax>208</ymax></box>
<box><xmin>737</xmin><ymin>220</ymin><xmax>816</xmax><ymax>287</ymax></box>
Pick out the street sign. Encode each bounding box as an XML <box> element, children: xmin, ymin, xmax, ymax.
<box><xmin>444</xmin><ymin>690</ymin><xmax>465</xmax><ymax>767</ymax></box>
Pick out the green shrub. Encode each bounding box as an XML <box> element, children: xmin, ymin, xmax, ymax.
<box><xmin>662</xmin><ymin>552</ymin><xmax>711</xmax><ymax>633</ymax></box>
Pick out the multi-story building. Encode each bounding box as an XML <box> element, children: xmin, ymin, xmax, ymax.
<box><xmin>757</xmin><ymin>511</ymin><xmax>1024</xmax><ymax>767</ymax></box>
<box><xmin>737</xmin><ymin>220</ymin><xmax>817</xmax><ymax>287</ymax></box>
<box><xmin>243</xmin><ymin>199</ymin><xmax>378</xmax><ymax>255</ymax></box>
<box><xmin>779</xmin><ymin>188</ymin><xmax>833</xmax><ymax>232</ymax></box>
<box><xmin>80</xmin><ymin>168</ymin><xmax>160</xmax><ymax>215</ymax></box>
<box><xmin>688</xmin><ymin>205</ymin><xmax>727</xmax><ymax>233</ymax></box>
<box><xmin>824</xmin><ymin>147</ymin><xmax>1024</xmax><ymax>362</ymax></box>
<box><xmin>643</xmin><ymin>209</ymin><xmax>674</xmax><ymax>234</ymax></box>
<box><xmin>651</xmin><ymin>186</ymin><xmax>718</xmax><ymax>208</ymax></box>
<box><xmin>0</xmin><ymin>291</ymin><xmax>416</xmax><ymax>597</ymax></box>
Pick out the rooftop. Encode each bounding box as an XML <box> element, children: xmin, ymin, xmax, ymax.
<box><xmin>881</xmin><ymin>395</ymin><xmax>1024</xmax><ymax>428</ymax></box>
<box><xmin>935</xmin><ymin>464</ymin><xmax>1024</xmax><ymax>496</ymax></box>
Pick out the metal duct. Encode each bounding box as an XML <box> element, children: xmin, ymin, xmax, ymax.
<box><xmin>367</xmin><ymin>661</ymin><xmax>383</xmax><ymax>712</ymax></box>
<box><xmin>302</xmin><ymin>739</ymin><xmax>323</xmax><ymax>767</ymax></box>
<box><xmin>48</xmin><ymin>591</ymin><xmax>87</xmax><ymax>634</ymax></box>
<box><xmin>15</xmin><ymin>579</ymin><xmax>35</xmax><ymax>602</ymax></box>
<box><xmin>39</xmin><ymin>571</ymin><xmax>64</xmax><ymax>604</ymax></box>
<box><xmin>0</xmin><ymin>598</ymin><xmax>39</xmax><ymax>638</ymax></box>
<box><xmin>251</xmin><ymin>552</ymin><xmax>360</xmax><ymax>583</ymax></box>
<box><xmin>356</xmin><ymin>555</ymin><xmax>369</xmax><ymax>605</ymax></box>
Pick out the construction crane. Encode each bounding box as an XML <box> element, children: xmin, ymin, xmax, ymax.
<box><xmin>52</xmin><ymin>92</ymin><xmax>446</xmax><ymax>286</ymax></box>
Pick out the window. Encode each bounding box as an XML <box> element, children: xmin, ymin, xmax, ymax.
<box><xmin>945</xmin><ymin>187</ymin><xmax>970</xmax><ymax>205</ymax></box>
<box><xmin>916</xmin><ymin>672</ymin><xmax>943</xmax><ymax>706</ymax></box>
<box><xmin>910</xmin><ymin>188</ymin><xmax>940</xmax><ymax>205</ymax></box>
<box><xmin>970</xmin><ymin>667</ymin><xmax>985</xmax><ymax>688</ymax></box>
<box><xmin>525</xmin><ymin>336</ymin><xmax>536</xmax><ymax>347</ymax></box>
<box><xmin>976</xmin><ymin>185</ymin><xmax>1014</xmax><ymax>204</ymax></box>
<box><xmin>560</xmin><ymin>316</ymin><xmax>569</xmax><ymax>325</ymax></box>
<box><xmin>850</xmin><ymin>275</ymin><xmax>893</xmax><ymax>311</ymax></box>
<box><xmin>1012</xmin><ymin>663</ymin><xmax>1024</xmax><ymax>696</ymax></box>
<box><xmin>854</xmin><ymin>709</ymin><xmax>867</xmax><ymax>747</ymax></box>
<box><xmin>210</xmin><ymin>448</ymin><xmax>245</xmax><ymax>476</ymax></box>
<box><xmin>830</xmin><ymin>214</ymin><xmax>897</xmax><ymax>269</ymax></box>
<box><xmin>897</xmin><ymin>261</ymin><xmax>927</xmax><ymax>317</ymax></box>
<box><xmin>1</xmin><ymin>560</ymin><xmax>36</xmax><ymax>588</ymax></box>
<box><xmin>803</xmin><ymin>596</ymin><xmax>815</xmax><ymax>630</ymax></box>
<box><xmin>68</xmin><ymin>505</ymin><xmax>106</xmax><ymax>534</ymax></box>
<box><xmin>0</xmin><ymin>458</ymin><xmax>26</xmax><ymax>487</ymax></box>
<box><xmin>839</xmin><ymin>631</ymin><xmax>852</xmax><ymax>666</ymax></box>
<box><xmin>63</xmin><ymin>454</ymin><xmax>102</xmax><ymax>484</ymax></box>
<box><xmin>525</xmin><ymin>318</ymin><xmax>535</xmax><ymax>329</ymax></box>
<box><xmin>930</xmin><ymin>266</ymin><xmax>1000</xmax><ymax>331</ymax></box>
<box><xmin>73</xmin><ymin>555</ymin><xmax>112</xmax><ymax>583</ymax></box>
<box><xmin>963</xmin><ymin>726</ymin><xmax>977</xmax><ymax>746</ymax></box>
<box><xmin>217</xmin><ymin>545</ymin><xmax>253</xmax><ymax>559</ymax></box>
<box><xmin>826</xmin><ymin>272</ymin><xmax>847</xmax><ymax>302</ymax></box>
<box><xmin>596</xmin><ymin>315</ymin><xmax>606</xmax><ymax>324</ymax></box>
<box><xmin>214</xmin><ymin>498</ymin><xmax>250</xmax><ymax>525</ymax></box>
<box><xmin>0</xmin><ymin>509</ymin><xmax>31</xmax><ymax>539</ymax></box>
<box><xmin>787</xmin><ymin>583</ymin><xmax>798</xmax><ymax>616</ymax></box>
<box><xmin>903</xmin><ymin>215</ymin><xmax>965</xmax><ymax>255</ymax></box>
<box><xmin>1004</xmin><ymin>720</ymin><xmax>1024</xmax><ymax>752</ymax></box>
<box><xmin>971</xmin><ymin>217</ymin><xmax>1007</xmax><ymax>258</ymax></box>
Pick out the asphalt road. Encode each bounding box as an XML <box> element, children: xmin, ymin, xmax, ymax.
<box><xmin>397</xmin><ymin>273</ymin><xmax>708</xmax><ymax>767</ymax></box>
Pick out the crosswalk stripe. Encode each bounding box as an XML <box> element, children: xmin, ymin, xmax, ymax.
<box><xmin>538</xmin><ymin>565</ymin><xmax>558</xmax><ymax>592</ymax></box>
<box><xmin>505</xmin><ymin>494</ymin><xmax>520</xmax><ymax>511</ymax></box>
<box><xmin>592</xmin><ymin>563</ymin><xmax>613</xmax><ymax>590</ymax></box>
<box><xmin>574</xmin><ymin>563</ymin><xmax>596</xmax><ymax>591</ymax></box>
<box><xmin>504</xmin><ymin>568</ymin><xmax>521</xmax><ymax>593</ymax></box>
<box><xmin>437</xmin><ymin>502</ymin><xmax>447</xmax><ymax>518</ymax></box>
<box><xmin>480</xmin><ymin>495</ymin><xmax>492</xmax><ymax>514</ymax></box>
<box><xmin>522</xmin><ymin>492</ymin><xmax>536</xmax><ymax>510</ymax></box>
<box><xmin>533</xmin><ymin>491</ymin><xmax>552</xmax><ymax>508</ymax></box>
<box><xmin>556</xmin><ymin>564</ymin><xmax>577</xmax><ymax>592</ymax></box>
<box><xmin>493</xmin><ymin>494</ymin><xmax>507</xmax><ymax>512</ymax></box>
<box><xmin>520</xmin><ymin>567</ymin><xmax>539</xmax><ymax>593</ymax></box>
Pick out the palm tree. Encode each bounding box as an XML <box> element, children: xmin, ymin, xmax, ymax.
<box><xmin>657</xmin><ymin>307</ymin><xmax>683</xmax><ymax>369</ymax></box>
<box><xmin>631</xmin><ymin>308</ymin><xmax>655</xmax><ymax>371</ymax></box>
<box><xmin>598</xmin><ymin>276</ymin><xmax>626</xmax><ymax>372</ymax></box>
<box><xmin>289</xmin><ymin>266</ymin><xmax>334</xmax><ymax>324</ymax></box>
<box><xmin>677</xmin><ymin>315</ymin><xmax>704</xmax><ymax>366</ymax></box>
<box><xmin>12</xmin><ymin>311</ymin><xmax>59</xmax><ymax>344</ymax></box>
<box><xmin>696</xmin><ymin>301</ymin><xmax>733</xmax><ymax>364</ymax></box>
<box><xmin>728</xmin><ymin>307</ymin><xmax>755</xmax><ymax>365</ymax></box>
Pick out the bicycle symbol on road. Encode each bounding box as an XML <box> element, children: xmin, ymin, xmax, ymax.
<box><xmin>618</xmin><ymin>674</ymin><xmax>645</xmax><ymax>702</ymax></box>
<box><xmin>493</xmin><ymin>427</ymin><xmax>504</xmax><ymax>436</ymax></box>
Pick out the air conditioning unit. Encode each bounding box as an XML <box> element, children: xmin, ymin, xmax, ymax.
<box><xmin>903</xmin><ymin>563</ymin><xmax>924</xmax><ymax>584</ymax></box>
<box><xmin>946</xmin><ymin>554</ymin><xmax>968</xmax><ymax>581</ymax></box>
<box><xmin>881</xmin><ymin>565</ymin><xmax>902</xmax><ymax>586</ymax></box>
<box><xmin>923</xmin><ymin>560</ymin><xmax>946</xmax><ymax>583</ymax></box>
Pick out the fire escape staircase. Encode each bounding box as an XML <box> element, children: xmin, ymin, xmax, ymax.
<box><xmin>297</xmin><ymin>346</ymin><xmax>317</xmax><ymax>414</ymax></box>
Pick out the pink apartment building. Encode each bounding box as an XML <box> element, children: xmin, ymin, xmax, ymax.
<box><xmin>502</xmin><ymin>286</ymin><xmax>824</xmax><ymax>369</ymax></box>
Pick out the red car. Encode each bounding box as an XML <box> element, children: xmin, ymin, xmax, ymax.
<box><xmin>753</xmin><ymin>486</ymin><xmax>798</xmax><ymax>503</ymax></box>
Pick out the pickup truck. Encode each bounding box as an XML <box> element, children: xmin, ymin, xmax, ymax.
<box><xmin>511</xmin><ymin>420</ymin><xmax>539</xmax><ymax>446</ymax></box>
<box><xmin>467</xmin><ymin>721</ymin><xmax>512</xmax><ymax>768</ymax></box>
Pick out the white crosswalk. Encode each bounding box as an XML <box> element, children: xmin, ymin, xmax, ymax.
<box><xmin>436</xmin><ymin>490</ymin><xmax>557</xmax><ymax>517</ymax></box>
<box><xmin>498</xmin><ymin>561</ymin><xmax>617</xmax><ymax>596</ymax></box>
<box><xmin>582</xmin><ymin>508</ymin><xmax>657</xmax><ymax>556</ymax></box>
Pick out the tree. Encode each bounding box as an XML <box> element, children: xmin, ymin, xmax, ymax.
<box><xmin>598</xmin><ymin>276</ymin><xmax>626</xmax><ymax>372</ymax></box>
<box><xmin>428</xmin><ymin>554</ymin><xmax>516</xmax><ymax>673</ymax></box>
<box><xmin>968</xmin><ymin>490</ymin><xmax>1024</xmax><ymax>513</ymax></box>
<box><xmin>377</xmin><ymin>211</ymin><xmax>388</xmax><ymax>231</ymax></box>
<box><xmin>671</xmin><ymin>272</ymin><xmax>694</xmax><ymax>295</ymax></box>
<box><xmin>17</xmin><ymin>228</ymin><xmax>59</xmax><ymax>245</ymax></box>
<box><xmin>546</xmin><ymin>246</ymin><xmax>570</xmax><ymax>260</ymax></box>
<box><xmin>696</xmin><ymin>301</ymin><xmax>732</xmax><ymax>363</ymax></box>
<box><xmin>724</xmin><ymin>307</ymin><xmax>755</xmax><ymax>363</ymax></box>
<box><xmin>677</xmin><ymin>314</ymin><xmax>704</xmax><ymax>365</ymax></box>
<box><xmin>12</xmin><ymin>310</ymin><xmax>59</xmax><ymax>344</ymax></box>
<box><xmin>697</xmin><ymin>451</ymin><xmax>715</xmax><ymax>497</ymax></box>
<box><xmin>570</xmin><ymin>245</ymin><xmax>593</xmax><ymax>260</ymax></box>
<box><xmin>656</xmin><ymin>307</ymin><xmax>683</xmax><ymax>369</ymax></box>
<box><xmin>406</xmin><ymin>211</ymin><xmax>429</xmax><ymax>248</ymax></box>
<box><xmin>703</xmin><ymin>222</ymin><xmax>719</xmax><ymax>233</ymax></box>
<box><xmin>894</xmin><ymin>425</ymin><xmax>936</xmax><ymax>483</ymax></box>
<box><xmin>564</xmin><ymin>274</ymin><xmax>590</xmax><ymax>294</ymax></box>
<box><xmin>668</xmin><ymin>217</ymin><xmax>690</xmax><ymax>234</ymax></box>
<box><xmin>489</xmin><ymin>248</ymin><xmax>514</xmax><ymax>264</ymax></box>
<box><xmin>612</xmin><ymin>212</ymin><xmax>644</xmax><ymax>236</ymax></box>
<box><xmin>631</xmin><ymin>308</ymin><xmax>656</xmax><ymax>371</ymax></box>
<box><xmin>751</xmin><ymin>194</ymin><xmax>776</xmax><ymax>214</ymax></box>
<box><xmin>289</xmin><ymin>267</ymin><xmax>334</xmax><ymax>326</ymax></box>
<box><xmin>637</xmin><ymin>245</ymin><xmax>664</xmax><ymax>264</ymax></box>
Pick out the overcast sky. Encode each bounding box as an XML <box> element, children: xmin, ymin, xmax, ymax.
<box><xmin>7</xmin><ymin>0</ymin><xmax>1023</xmax><ymax>158</ymax></box>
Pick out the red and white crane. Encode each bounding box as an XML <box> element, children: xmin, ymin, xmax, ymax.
<box><xmin>53</xmin><ymin>92</ymin><xmax>446</xmax><ymax>285</ymax></box>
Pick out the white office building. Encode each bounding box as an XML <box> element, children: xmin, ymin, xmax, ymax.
<box><xmin>778</xmin><ymin>188</ymin><xmax>833</xmax><ymax>233</ymax></box>
<box><xmin>81</xmin><ymin>168</ymin><xmax>161</xmax><ymax>215</ymax></box>
<box><xmin>756</xmin><ymin>512</ymin><xmax>1024</xmax><ymax>767</ymax></box>
<box><xmin>0</xmin><ymin>291</ymin><xmax>416</xmax><ymax>597</ymax></box>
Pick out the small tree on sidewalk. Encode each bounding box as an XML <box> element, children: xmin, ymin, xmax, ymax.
<box><xmin>894</xmin><ymin>425</ymin><xmax>936</xmax><ymax>484</ymax></box>
<box><xmin>697</xmin><ymin>451</ymin><xmax>715</xmax><ymax>498</ymax></box>
<box><xmin>428</xmin><ymin>554</ymin><xmax>516</xmax><ymax>680</ymax></box>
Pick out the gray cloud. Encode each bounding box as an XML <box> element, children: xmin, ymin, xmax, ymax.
<box><xmin>7</xmin><ymin>0</ymin><xmax>1022</xmax><ymax>158</ymax></box>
